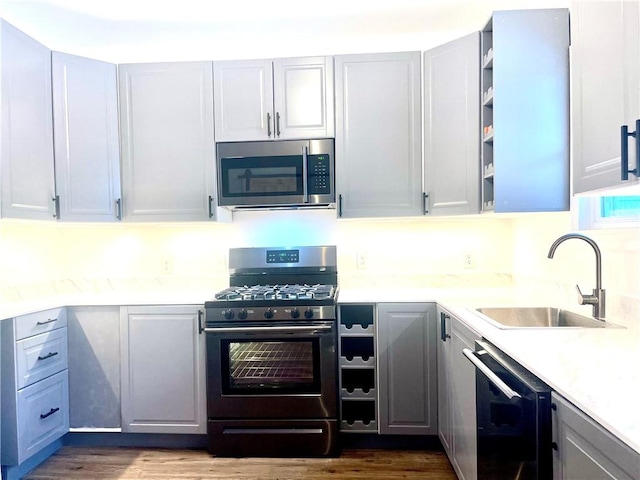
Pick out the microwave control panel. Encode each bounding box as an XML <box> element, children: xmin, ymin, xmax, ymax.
<box><xmin>308</xmin><ymin>155</ymin><xmax>332</xmax><ymax>195</ymax></box>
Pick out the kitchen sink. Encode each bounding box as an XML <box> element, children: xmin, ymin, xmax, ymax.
<box><xmin>474</xmin><ymin>307</ymin><xmax>620</xmax><ymax>329</ymax></box>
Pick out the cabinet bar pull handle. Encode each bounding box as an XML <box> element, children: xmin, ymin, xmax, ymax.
<box><xmin>36</xmin><ymin>318</ymin><xmax>57</xmax><ymax>326</ymax></box>
<box><xmin>423</xmin><ymin>192</ymin><xmax>430</xmax><ymax>215</ymax></box>
<box><xmin>276</xmin><ymin>112</ymin><xmax>281</xmax><ymax>137</ymax></box>
<box><xmin>338</xmin><ymin>194</ymin><xmax>343</xmax><ymax>217</ymax></box>
<box><xmin>440</xmin><ymin>312</ymin><xmax>450</xmax><ymax>342</ymax></box>
<box><xmin>37</xmin><ymin>351</ymin><xmax>59</xmax><ymax>361</ymax></box>
<box><xmin>463</xmin><ymin>348</ymin><xmax>521</xmax><ymax>400</ymax></box>
<box><xmin>198</xmin><ymin>309</ymin><xmax>205</xmax><ymax>334</ymax></box>
<box><xmin>208</xmin><ymin>195</ymin><xmax>214</xmax><ymax>218</ymax></box>
<box><xmin>267</xmin><ymin>112</ymin><xmax>272</xmax><ymax>137</ymax></box>
<box><xmin>40</xmin><ymin>407</ymin><xmax>60</xmax><ymax>419</ymax></box>
<box><xmin>621</xmin><ymin>120</ymin><xmax>640</xmax><ymax>180</ymax></box>
<box><xmin>115</xmin><ymin>198</ymin><xmax>122</xmax><ymax>220</ymax></box>
<box><xmin>52</xmin><ymin>195</ymin><xmax>60</xmax><ymax>218</ymax></box>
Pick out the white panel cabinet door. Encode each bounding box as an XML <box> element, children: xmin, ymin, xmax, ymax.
<box><xmin>214</xmin><ymin>57</ymin><xmax>334</xmax><ymax>142</ymax></box>
<box><xmin>0</xmin><ymin>20</ymin><xmax>56</xmax><ymax>220</ymax></box>
<box><xmin>120</xmin><ymin>306</ymin><xmax>206</xmax><ymax>434</ymax></box>
<box><xmin>52</xmin><ymin>52</ymin><xmax>122</xmax><ymax>222</ymax></box>
<box><xmin>335</xmin><ymin>52</ymin><xmax>422</xmax><ymax>218</ymax></box>
<box><xmin>377</xmin><ymin>303</ymin><xmax>437</xmax><ymax>435</ymax></box>
<box><xmin>572</xmin><ymin>0</ymin><xmax>640</xmax><ymax>193</ymax></box>
<box><xmin>119</xmin><ymin>62</ymin><xmax>222</xmax><ymax>221</ymax></box>
<box><xmin>273</xmin><ymin>57</ymin><xmax>334</xmax><ymax>140</ymax></box>
<box><xmin>424</xmin><ymin>33</ymin><xmax>480</xmax><ymax>216</ymax></box>
<box><xmin>213</xmin><ymin>59</ymin><xmax>274</xmax><ymax>142</ymax></box>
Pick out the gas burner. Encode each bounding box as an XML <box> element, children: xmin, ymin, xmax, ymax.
<box><xmin>213</xmin><ymin>284</ymin><xmax>336</xmax><ymax>302</ymax></box>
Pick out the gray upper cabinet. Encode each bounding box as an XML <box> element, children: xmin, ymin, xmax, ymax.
<box><xmin>119</xmin><ymin>61</ymin><xmax>226</xmax><ymax>222</ymax></box>
<box><xmin>552</xmin><ymin>392</ymin><xmax>640</xmax><ymax>480</ymax></box>
<box><xmin>572</xmin><ymin>0</ymin><xmax>640</xmax><ymax>193</ymax></box>
<box><xmin>423</xmin><ymin>33</ymin><xmax>480</xmax><ymax>216</ymax></box>
<box><xmin>0</xmin><ymin>20</ymin><xmax>56</xmax><ymax>220</ymax></box>
<box><xmin>481</xmin><ymin>9</ymin><xmax>570</xmax><ymax>212</ymax></box>
<box><xmin>213</xmin><ymin>57</ymin><xmax>334</xmax><ymax>142</ymax></box>
<box><xmin>120</xmin><ymin>305</ymin><xmax>206</xmax><ymax>434</ymax></box>
<box><xmin>52</xmin><ymin>52</ymin><xmax>122</xmax><ymax>222</ymax></box>
<box><xmin>377</xmin><ymin>303</ymin><xmax>437</xmax><ymax>435</ymax></box>
<box><xmin>335</xmin><ymin>52</ymin><xmax>422</xmax><ymax>218</ymax></box>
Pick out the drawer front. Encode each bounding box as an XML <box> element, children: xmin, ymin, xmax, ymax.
<box><xmin>15</xmin><ymin>307</ymin><xmax>67</xmax><ymax>340</ymax></box>
<box><xmin>17</xmin><ymin>370</ymin><xmax>69</xmax><ymax>464</ymax></box>
<box><xmin>16</xmin><ymin>327</ymin><xmax>68</xmax><ymax>389</ymax></box>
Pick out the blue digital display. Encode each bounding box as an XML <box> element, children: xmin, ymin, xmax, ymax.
<box><xmin>266</xmin><ymin>249</ymin><xmax>299</xmax><ymax>264</ymax></box>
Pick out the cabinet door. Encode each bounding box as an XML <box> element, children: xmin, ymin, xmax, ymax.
<box><xmin>119</xmin><ymin>62</ymin><xmax>218</xmax><ymax>221</ymax></box>
<box><xmin>0</xmin><ymin>20</ymin><xmax>56</xmax><ymax>220</ymax></box>
<box><xmin>213</xmin><ymin>59</ymin><xmax>274</xmax><ymax>141</ymax></box>
<box><xmin>552</xmin><ymin>393</ymin><xmax>639</xmax><ymax>480</ymax></box>
<box><xmin>52</xmin><ymin>52</ymin><xmax>122</xmax><ymax>222</ymax></box>
<box><xmin>449</xmin><ymin>317</ymin><xmax>479</xmax><ymax>480</ymax></box>
<box><xmin>572</xmin><ymin>0</ymin><xmax>640</xmax><ymax>193</ymax></box>
<box><xmin>120</xmin><ymin>306</ymin><xmax>206</xmax><ymax>434</ymax></box>
<box><xmin>273</xmin><ymin>57</ymin><xmax>334</xmax><ymax>139</ymax></box>
<box><xmin>67</xmin><ymin>306</ymin><xmax>120</xmax><ymax>429</ymax></box>
<box><xmin>377</xmin><ymin>303</ymin><xmax>436</xmax><ymax>435</ymax></box>
<box><xmin>424</xmin><ymin>33</ymin><xmax>480</xmax><ymax>216</ymax></box>
<box><xmin>436</xmin><ymin>308</ymin><xmax>453</xmax><ymax>453</ymax></box>
<box><xmin>335</xmin><ymin>52</ymin><xmax>422</xmax><ymax>218</ymax></box>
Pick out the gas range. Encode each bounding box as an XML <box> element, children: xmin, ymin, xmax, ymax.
<box><xmin>204</xmin><ymin>246</ymin><xmax>338</xmax><ymax>323</ymax></box>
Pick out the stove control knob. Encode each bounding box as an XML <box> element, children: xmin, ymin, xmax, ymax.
<box><xmin>290</xmin><ymin>308</ymin><xmax>300</xmax><ymax>319</ymax></box>
<box><xmin>304</xmin><ymin>307</ymin><xmax>314</xmax><ymax>319</ymax></box>
<box><xmin>238</xmin><ymin>308</ymin><xmax>248</xmax><ymax>320</ymax></box>
<box><xmin>264</xmin><ymin>308</ymin><xmax>274</xmax><ymax>319</ymax></box>
<box><xmin>223</xmin><ymin>309</ymin><xmax>234</xmax><ymax>320</ymax></box>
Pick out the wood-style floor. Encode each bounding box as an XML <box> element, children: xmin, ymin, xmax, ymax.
<box><xmin>25</xmin><ymin>446</ymin><xmax>457</xmax><ymax>479</ymax></box>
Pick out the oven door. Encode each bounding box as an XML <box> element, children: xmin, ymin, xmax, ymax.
<box><xmin>205</xmin><ymin>321</ymin><xmax>337</xmax><ymax>419</ymax></box>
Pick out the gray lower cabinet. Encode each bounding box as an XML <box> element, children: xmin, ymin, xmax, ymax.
<box><xmin>437</xmin><ymin>307</ymin><xmax>480</xmax><ymax>480</ymax></box>
<box><xmin>1</xmin><ymin>308</ymin><xmax>69</xmax><ymax>466</ymax></box>
<box><xmin>377</xmin><ymin>303</ymin><xmax>437</xmax><ymax>435</ymax></box>
<box><xmin>552</xmin><ymin>393</ymin><xmax>640</xmax><ymax>480</ymax></box>
<box><xmin>120</xmin><ymin>305</ymin><xmax>206</xmax><ymax>434</ymax></box>
<box><xmin>67</xmin><ymin>306</ymin><xmax>121</xmax><ymax>429</ymax></box>
<box><xmin>423</xmin><ymin>32</ymin><xmax>480</xmax><ymax>216</ymax></box>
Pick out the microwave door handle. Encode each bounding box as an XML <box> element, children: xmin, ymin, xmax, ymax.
<box><xmin>302</xmin><ymin>145</ymin><xmax>309</xmax><ymax>203</ymax></box>
<box><xmin>462</xmin><ymin>348</ymin><xmax>522</xmax><ymax>400</ymax></box>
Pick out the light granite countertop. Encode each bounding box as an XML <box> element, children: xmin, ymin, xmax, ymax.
<box><xmin>1</xmin><ymin>284</ymin><xmax>638</xmax><ymax>455</ymax></box>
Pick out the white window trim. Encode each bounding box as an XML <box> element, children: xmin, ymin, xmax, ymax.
<box><xmin>575</xmin><ymin>196</ymin><xmax>640</xmax><ymax>231</ymax></box>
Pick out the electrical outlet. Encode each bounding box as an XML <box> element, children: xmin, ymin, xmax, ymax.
<box><xmin>463</xmin><ymin>252</ymin><xmax>476</xmax><ymax>269</ymax></box>
<box><xmin>162</xmin><ymin>257</ymin><xmax>174</xmax><ymax>274</ymax></box>
<box><xmin>357</xmin><ymin>251</ymin><xmax>368</xmax><ymax>269</ymax></box>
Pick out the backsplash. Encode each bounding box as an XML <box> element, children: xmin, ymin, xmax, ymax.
<box><xmin>0</xmin><ymin>210</ymin><xmax>637</xmax><ymax>327</ymax></box>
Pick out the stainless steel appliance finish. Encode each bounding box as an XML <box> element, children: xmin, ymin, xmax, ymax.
<box><xmin>204</xmin><ymin>246</ymin><xmax>339</xmax><ymax>457</ymax></box>
<box><xmin>216</xmin><ymin>139</ymin><xmax>335</xmax><ymax>209</ymax></box>
<box><xmin>464</xmin><ymin>340</ymin><xmax>552</xmax><ymax>479</ymax></box>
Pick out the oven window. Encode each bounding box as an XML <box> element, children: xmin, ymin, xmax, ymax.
<box><xmin>221</xmin><ymin>339</ymin><xmax>321</xmax><ymax>395</ymax></box>
<box><xmin>220</xmin><ymin>155</ymin><xmax>303</xmax><ymax>197</ymax></box>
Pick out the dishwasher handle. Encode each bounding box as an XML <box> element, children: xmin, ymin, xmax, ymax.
<box><xmin>462</xmin><ymin>348</ymin><xmax>522</xmax><ymax>400</ymax></box>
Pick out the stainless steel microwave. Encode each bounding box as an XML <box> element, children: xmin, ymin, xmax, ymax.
<box><xmin>216</xmin><ymin>139</ymin><xmax>335</xmax><ymax>209</ymax></box>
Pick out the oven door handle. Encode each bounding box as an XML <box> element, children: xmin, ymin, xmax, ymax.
<box><xmin>462</xmin><ymin>348</ymin><xmax>522</xmax><ymax>400</ymax></box>
<box><xmin>204</xmin><ymin>325</ymin><xmax>332</xmax><ymax>334</ymax></box>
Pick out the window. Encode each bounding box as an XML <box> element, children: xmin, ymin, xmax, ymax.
<box><xmin>576</xmin><ymin>195</ymin><xmax>640</xmax><ymax>230</ymax></box>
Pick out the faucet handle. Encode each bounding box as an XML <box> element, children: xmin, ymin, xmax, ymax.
<box><xmin>576</xmin><ymin>284</ymin><xmax>597</xmax><ymax>306</ymax></box>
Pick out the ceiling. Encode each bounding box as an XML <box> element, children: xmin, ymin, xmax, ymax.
<box><xmin>0</xmin><ymin>0</ymin><xmax>569</xmax><ymax>62</ymax></box>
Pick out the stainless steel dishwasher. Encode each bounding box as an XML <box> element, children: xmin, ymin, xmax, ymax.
<box><xmin>463</xmin><ymin>339</ymin><xmax>553</xmax><ymax>479</ymax></box>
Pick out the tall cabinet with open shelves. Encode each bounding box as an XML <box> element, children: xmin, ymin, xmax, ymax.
<box><xmin>480</xmin><ymin>9</ymin><xmax>570</xmax><ymax>213</ymax></box>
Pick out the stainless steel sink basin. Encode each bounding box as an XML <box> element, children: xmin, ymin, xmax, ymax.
<box><xmin>475</xmin><ymin>307</ymin><xmax>620</xmax><ymax>329</ymax></box>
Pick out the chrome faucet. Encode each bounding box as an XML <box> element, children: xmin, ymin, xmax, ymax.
<box><xmin>547</xmin><ymin>233</ymin><xmax>605</xmax><ymax>319</ymax></box>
